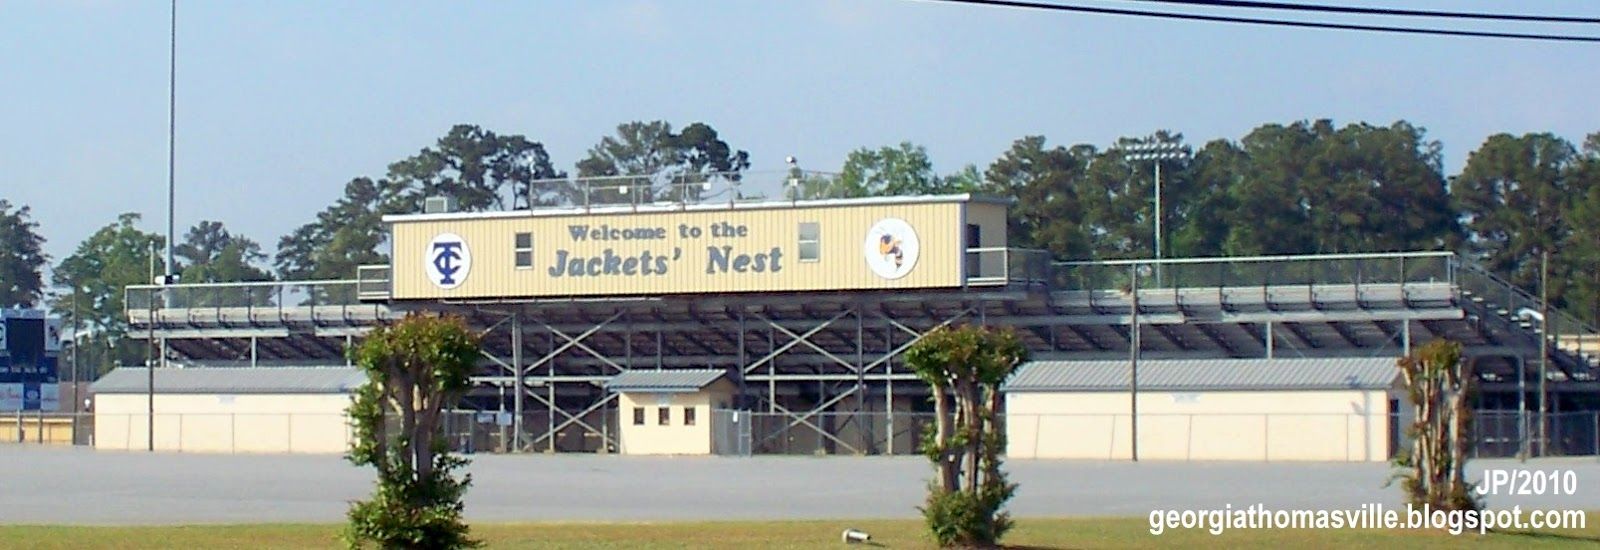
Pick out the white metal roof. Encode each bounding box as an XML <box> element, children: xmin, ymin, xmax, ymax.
<box><xmin>90</xmin><ymin>367</ymin><xmax>367</xmax><ymax>395</ymax></box>
<box><xmin>1004</xmin><ymin>357</ymin><xmax>1400</xmax><ymax>393</ymax></box>
<box><xmin>383</xmin><ymin>193</ymin><xmax>1007</xmax><ymax>224</ymax></box>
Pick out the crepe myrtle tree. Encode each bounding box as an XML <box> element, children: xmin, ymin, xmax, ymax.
<box><xmin>345</xmin><ymin>313</ymin><xmax>482</xmax><ymax>549</ymax></box>
<box><xmin>904</xmin><ymin>325</ymin><xmax>1028</xmax><ymax>548</ymax></box>
<box><xmin>1389</xmin><ymin>339</ymin><xmax>1480</xmax><ymax>513</ymax></box>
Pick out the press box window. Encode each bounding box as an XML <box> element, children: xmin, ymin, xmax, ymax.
<box><xmin>657</xmin><ymin>407</ymin><xmax>671</xmax><ymax>426</ymax></box>
<box><xmin>683</xmin><ymin>406</ymin><xmax>696</xmax><ymax>426</ymax></box>
<box><xmin>632</xmin><ymin>407</ymin><xmax>645</xmax><ymax>425</ymax></box>
<box><xmin>798</xmin><ymin>222</ymin><xmax>820</xmax><ymax>262</ymax></box>
<box><xmin>514</xmin><ymin>232</ymin><xmax>533</xmax><ymax>269</ymax></box>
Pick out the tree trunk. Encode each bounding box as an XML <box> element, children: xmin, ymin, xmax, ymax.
<box><xmin>396</xmin><ymin>367</ymin><xmax>417</xmax><ymax>480</ymax></box>
<box><xmin>415</xmin><ymin>387</ymin><xmax>436</xmax><ymax>481</ymax></box>
<box><xmin>962</xmin><ymin>379</ymin><xmax>981</xmax><ymax>495</ymax></box>
<box><xmin>932</xmin><ymin>383</ymin><xmax>957</xmax><ymax>492</ymax></box>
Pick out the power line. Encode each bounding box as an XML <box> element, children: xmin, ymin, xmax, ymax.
<box><xmin>1129</xmin><ymin>0</ymin><xmax>1600</xmax><ymax>25</ymax></box>
<box><xmin>918</xmin><ymin>0</ymin><xmax>1600</xmax><ymax>42</ymax></box>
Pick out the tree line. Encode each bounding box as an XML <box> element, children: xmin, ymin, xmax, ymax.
<box><xmin>2</xmin><ymin>118</ymin><xmax>1597</xmax><ymax>374</ymax></box>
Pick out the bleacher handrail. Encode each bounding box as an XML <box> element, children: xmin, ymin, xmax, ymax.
<box><xmin>1053</xmin><ymin>250</ymin><xmax>1455</xmax><ymax>267</ymax></box>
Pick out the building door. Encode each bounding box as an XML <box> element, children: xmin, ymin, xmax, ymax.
<box><xmin>965</xmin><ymin>223</ymin><xmax>982</xmax><ymax>280</ymax></box>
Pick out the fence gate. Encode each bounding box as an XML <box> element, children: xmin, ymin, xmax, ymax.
<box><xmin>712</xmin><ymin>409</ymin><xmax>752</xmax><ymax>456</ymax></box>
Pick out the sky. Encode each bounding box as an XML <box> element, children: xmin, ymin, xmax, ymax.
<box><xmin>3</xmin><ymin>0</ymin><xmax>1599</xmax><ymax>274</ymax></box>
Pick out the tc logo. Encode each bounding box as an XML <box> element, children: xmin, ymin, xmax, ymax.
<box><xmin>425</xmin><ymin>233</ymin><xmax>472</xmax><ymax>289</ymax></box>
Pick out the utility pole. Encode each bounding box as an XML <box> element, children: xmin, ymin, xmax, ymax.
<box><xmin>1129</xmin><ymin>264</ymin><xmax>1140</xmax><ymax>462</ymax></box>
<box><xmin>1538</xmin><ymin>250</ymin><xmax>1549</xmax><ymax>456</ymax></box>
<box><xmin>71</xmin><ymin>285</ymin><xmax>81</xmax><ymax>444</ymax></box>
<box><xmin>147</xmin><ymin>240</ymin><xmax>157</xmax><ymax>452</ymax></box>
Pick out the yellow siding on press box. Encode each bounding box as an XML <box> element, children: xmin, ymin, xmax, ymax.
<box><xmin>391</xmin><ymin>202</ymin><xmax>964</xmax><ymax>300</ymax></box>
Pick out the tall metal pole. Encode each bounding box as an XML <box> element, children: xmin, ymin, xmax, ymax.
<box><xmin>1539</xmin><ymin>250</ymin><xmax>1549</xmax><ymax>456</ymax></box>
<box><xmin>1518</xmin><ymin>355</ymin><xmax>1527</xmax><ymax>462</ymax></box>
<box><xmin>511</xmin><ymin>312</ymin><xmax>523</xmax><ymax>452</ymax></box>
<box><xmin>147</xmin><ymin>287</ymin><xmax>155</xmax><ymax>452</ymax></box>
<box><xmin>165</xmin><ymin>0</ymin><xmax>177</xmax><ymax>286</ymax></box>
<box><xmin>71</xmin><ymin>285</ymin><xmax>80</xmax><ymax>424</ymax></box>
<box><xmin>1129</xmin><ymin>264</ymin><xmax>1140</xmax><ymax>462</ymax></box>
<box><xmin>1153</xmin><ymin>162</ymin><xmax>1162</xmax><ymax>287</ymax></box>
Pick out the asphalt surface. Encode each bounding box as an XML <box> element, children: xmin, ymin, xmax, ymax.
<box><xmin>2</xmin><ymin>446</ymin><xmax>1598</xmax><ymax>525</ymax></box>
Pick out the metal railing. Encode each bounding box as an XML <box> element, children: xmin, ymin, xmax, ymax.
<box><xmin>1456</xmin><ymin>258</ymin><xmax>1600</xmax><ymax>366</ymax></box>
<box><xmin>127</xmin><ymin>251</ymin><xmax>1469</xmax><ymax>321</ymax></box>
<box><xmin>356</xmin><ymin>265</ymin><xmax>391</xmax><ymax>301</ymax></box>
<box><xmin>126</xmin><ymin>279</ymin><xmax>366</xmax><ymax>318</ymax></box>
<box><xmin>1050</xmin><ymin>251</ymin><xmax>1455</xmax><ymax>293</ymax></box>
<box><xmin>965</xmin><ymin>247</ymin><xmax>1052</xmax><ymax>286</ymax></box>
<box><xmin>519</xmin><ymin>170</ymin><xmax>850</xmax><ymax>212</ymax></box>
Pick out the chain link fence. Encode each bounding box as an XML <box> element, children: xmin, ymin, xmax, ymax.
<box><xmin>8</xmin><ymin>408</ymin><xmax>1599</xmax><ymax>460</ymax></box>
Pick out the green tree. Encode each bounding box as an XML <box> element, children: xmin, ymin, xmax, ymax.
<box><xmin>939</xmin><ymin>164</ymin><xmax>989</xmax><ymax>194</ymax></box>
<box><xmin>1204</xmin><ymin>120</ymin><xmax>1457</xmax><ymax>256</ymax></box>
<box><xmin>1562</xmin><ymin>132</ymin><xmax>1600</xmax><ymax>324</ymax></box>
<box><xmin>1079</xmin><ymin>133</ymin><xmax>1194</xmax><ymax>260</ymax></box>
<box><xmin>176</xmin><ymin>221</ymin><xmax>272</xmax><ymax>283</ymax></box>
<box><xmin>985</xmin><ymin>136</ymin><xmax>1095</xmax><ymax>260</ymax></box>
<box><xmin>0</xmin><ymin>199</ymin><xmax>49</xmax><ymax>307</ymax></box>
<box><xmin>345</xmin><ymin>313</ymin><xmax>482</xmax><ymax>549</ymax></box>
<box><xmin>837</xmin><ymin>142</ymin><xmax>942</xmax><ymax>197</ymax></box>
<box><xmin>175</xmin><ymin>221</ymin><xmax>273</xmax><ymax>308</ymax></box>
<box><xmin>903</xmin><ymin>325</ymin><xmax>1027</xmax><ymax>548</ymax></box>
<box><xmin>1220</xmin><ymin>122</ymin><xmax>1322</xmax><ymax>255</ymax></box>
<box><xmin>278</xmin><ymin>125</ymin><xmax>561</xmax><ymax>281</ymax></box>
<box><xmin>576</xmin><ymin>120</ymin><xmax>749</xmax><ymax>204</ymax></box>
<box><xmin>1170</xmin><ymin>139</ymin><xmax>1244</xmax><ymax>258</ymax></box>
<box><xmin>275</xmin><ymin>177</ymin><xmax>399</xmax><ymax>281</ymax></box>
<box><xmin>51</xmin><ymin>213</ymin><xmax>166</xmax><ymax>376</ymax></box>
<box><xmin>387</xmin><ymin>124</ymin><xmax>567</xmax><ymax>212</ymax></box>
<box><xmin>1453</xmin><ymin>133</ymin><xmax>1577</xmax><ymax>293</ymax></box>
<box><xmin>1301</xmin><ymin>122</ymin><xmax>1457</xmax><ymax>253</ymax></box>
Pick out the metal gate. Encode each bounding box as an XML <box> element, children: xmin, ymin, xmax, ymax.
<box><xmin>711</xmin><ymin>409</ymin><xmax>752</xmax><ymax>456</ymax></box>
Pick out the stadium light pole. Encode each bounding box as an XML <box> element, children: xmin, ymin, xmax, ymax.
<box><xmin>1121</xmin><ymin>141</ymin><xmax>1190</xmax><ymax>287</ymax></box>
<box><xmin>164</xmin><ymin>0</ymin><xmax>177</xmax><ymax>290</ymax></box>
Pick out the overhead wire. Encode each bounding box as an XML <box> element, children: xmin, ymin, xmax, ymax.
<box><xmin>917</xmin><ymin>0</ymin><xmax>1600</xmax><ymax>42</ymax></box>
<box><xmin>1127</xmin><ymin>0</ymin><xmax>1600</xmax><ymax>25</ymax></box>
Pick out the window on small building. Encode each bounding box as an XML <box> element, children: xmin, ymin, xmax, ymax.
<box><xmin>683</xmin><ymin>406</ymin><xmax>696</xmax><ymax>426</ymax></box>
<box><xmin>514</xmin><ymin>232</ymin><xmax>533</xmax><ymax>269</ymax></box>
<box><xmin>658</xmin><ymin>406</ymin><xmax>671</xmax><ymax>426</ymax></box>
<box><xmin>632</xmin><ymin>407</ymin><xmax>645</xmax><ymax>425</ymax></box>
<box><xmin>798</xmin><ymin>222</ymin><xmax>820</xmax><ymax>262</ymax></box>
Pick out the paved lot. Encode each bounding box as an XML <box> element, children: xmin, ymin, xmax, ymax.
<box><xmin>2</xmin><ymin>446</ymin><xmax>1597</xmax><ymax>525</ymax></box>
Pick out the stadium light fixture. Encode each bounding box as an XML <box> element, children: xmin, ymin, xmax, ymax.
<box><xmin>1119</xmin><ymin>140</ymin><xmax>1191</xmax><ymax>286</ymax></box>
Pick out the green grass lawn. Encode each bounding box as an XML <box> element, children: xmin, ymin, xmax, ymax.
<box><xmin>4</xmin><ymin>517</ymin><xmax>1598</xmax><ymax>549</ymax></box>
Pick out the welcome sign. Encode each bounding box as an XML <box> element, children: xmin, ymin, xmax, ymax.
<box><xmin>390</xmin><ymin>200</ymin><xmax>970</xmax><ymax>299</ymax></box>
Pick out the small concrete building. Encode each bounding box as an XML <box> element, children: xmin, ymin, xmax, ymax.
<box><xmin>90</xmin><ymin>367</ymin><xmax>364</xmax><ymax>454</ymax></box>
<box><xmin>608</xmin><ymin>369</ymin><xmax>736</xmax><ymax>455</ymax></box>
<box><xmin>1004</xmin><ymin>357</ymin><xmax>1401</xmax><ymax>462</ymax></box>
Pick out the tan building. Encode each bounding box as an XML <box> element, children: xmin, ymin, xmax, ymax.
<box><xmin>90</xmin><ymin>367</ymin><xmax>364</xmax><ymax>454</ymax></box>
<box><xmin>607</xmin><ymin>369</ymin><xmax>736</xmax><ymax>455</ymax></box>
<box><xmin>1004</xmin><ymin>358</ymin><xmax>1401</xmax><ymax>462</ymax></box>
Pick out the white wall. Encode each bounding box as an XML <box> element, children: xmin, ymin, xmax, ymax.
<box><xmin>94</xmin><ymin>393</ymin><xmax>352</xmax><ymax>454</ymax></box>
<box><xmin>1006</xmin><ymin>389</ymin><xmax>1393</xmax><ymax>462</ymax></box>
<box><xmin>616</xmin><ymin>382</ymin><xmax>734</xmax><ymax>455</ymax></box>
